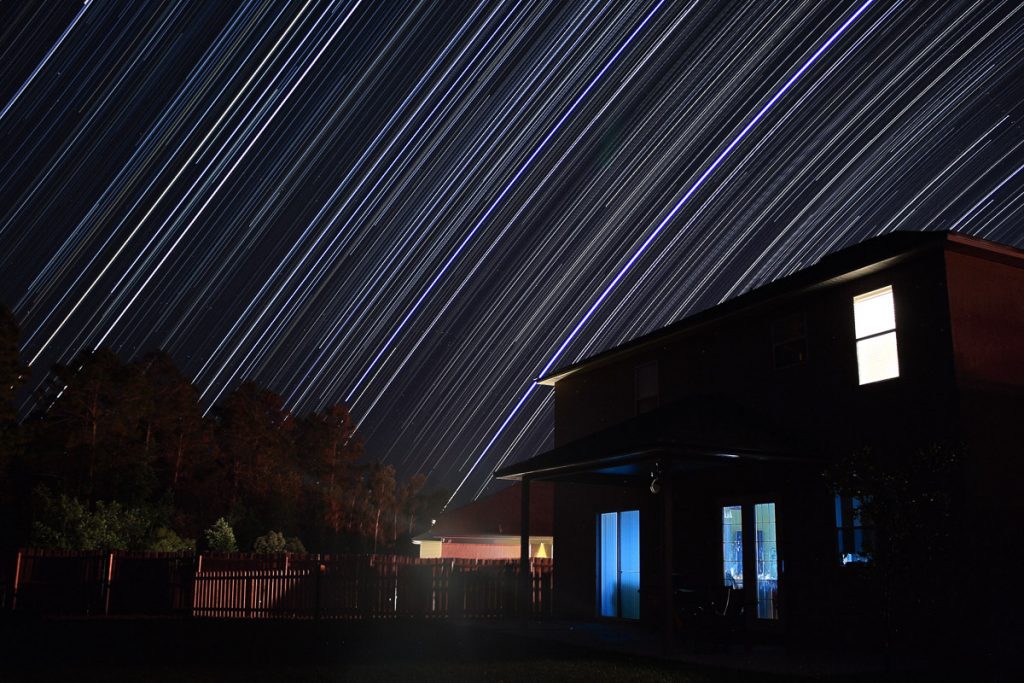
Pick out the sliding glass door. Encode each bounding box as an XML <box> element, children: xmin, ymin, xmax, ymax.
<box><xmin>721</xmin><ymin>501</ymin><xmax>780</xmax><ymax>621</ymax></box>
<box><xmin>754</xmin><ymin>502</ymin><xmax>779</xmax><ymax>620</ymax></box>
<box><xmin>598</xmin><ymin>510</ymin><xmax>640</xmax><ymax>619</ymax></box>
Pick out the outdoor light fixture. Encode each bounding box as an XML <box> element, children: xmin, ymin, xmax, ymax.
<box><xmin>649</xmin><ymin>463</ymin><xmax>662</xmax><ymax>494</ymax></box>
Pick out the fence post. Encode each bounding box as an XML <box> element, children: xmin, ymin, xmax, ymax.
<box><xmin>450</xmin><ymin>563</ymin><xmax>464</xmax><ymax>620</ymax></box>
<box><xmin>519</xmin><ymin>478</ymin><xmax>531</xmax><ymax>623</ymax></box>
<box><xmin>314</xmin><ymin>556</ymin><xmax>323</xmax><ymax>620</ymax></box>
<box><xmin>11</xmin><ymin>550</ymin><xmax>22</xmax><ymax>611</ymax></box>
<box><xmin>191</xmin><ymin>554</ymin><xmax>202</xmax><ymax>618</ymax></box>
<box><xmin>104</xmin><ymin>552</ymin><xmax>115</xmax><ymax>616</ymax></box>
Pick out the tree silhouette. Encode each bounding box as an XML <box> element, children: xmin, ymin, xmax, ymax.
<box><xmin>214</xmin><ymin>382</ymin><xmax>300</xmax><ymax>546</ymax></box>
<box><xmin>297</xmin><ymin>404</ymin><xmax>362</xmax><ymax>549</ymax></box>
<box><xmin>1</xmin><ymin>303</ymin><xmax>444</xmax><ymax>553</ymax></box>
<box><xmin>35</xmin><ymin>349</ymin><xmax>156</xmax><ymax>505</ymax></box>
<box><xmin>0</xmin><ymin>305</ymin><xmax>27</xmax><ymax>547</ymax></box>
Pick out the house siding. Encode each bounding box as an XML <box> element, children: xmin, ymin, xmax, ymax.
<box><xmin>519</xmin><ymin>234</ymin><xmax>1024</xmax><ymax>655</ymax></box>
<box><xmin>554</xmin><ymin>248</ymin><xmax>959</xmax><ymax>451</ymax></box>
<box><xmin>545</xmin><ymin>240</ymin><xmax>1019</xmax><ymax>640</ymax></box>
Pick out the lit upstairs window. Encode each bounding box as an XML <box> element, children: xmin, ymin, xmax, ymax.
<box><xmin>853</xmin><ymin>285</ymin><xmax>899</xmax><ymax>384</ymax></box>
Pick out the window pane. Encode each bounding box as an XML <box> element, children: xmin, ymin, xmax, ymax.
<box><xmin>722</xmin><ymin>506</ymin><xmax>743</xmax><ymax>589</ymax></box>
<box><xmin>755</xmin><ymin>503</ymin><xmax>779</xmax><ymax>620</ymax></box>
<box><xmin>619</xmin><ymin>510</ymin><xmax>640</xmax><ymax>620</ymax></box>
<box><xmin>853</xmin><ymin>286</ymin><xmax>895</xmax><ymax>338</ymax></box>
<box><xmin>599</xmin><ymin>513</ymin><xmax>618</xmax><ymax>617</ymax></box>
<box><xmin>857</xmin><ymin>331</ymin><xmax>900</xmax><ymax>384</ymax></box>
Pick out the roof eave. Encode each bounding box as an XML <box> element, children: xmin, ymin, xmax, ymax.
<box><xmin>535</xmin><ymin>232</ymin><xmax>956</xmax><ymax>386</ymax></box>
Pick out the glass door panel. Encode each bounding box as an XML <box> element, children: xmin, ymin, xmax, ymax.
<box><xmin>754</xmin><ymin>502</ymin><xmax>779</xmax><ymax>620</ymax></box>
<box><xmin>597</xmin><ymin>510</ymin><xmax>640</xmax><ymax>619</ymax></box>
<box><xmin>599</xmin><ymin>512</ymin><xmax>618</xmax><ymax>617</ymax></box>
<box><xmin>619</xmin><ymin>510</ymin><xmax>640</xmax><ymax>619</ymax></box>
<box><xmin>722</xmin><ymin>505</ymin><xmax>743</xmax><ymax>589</ymax></box>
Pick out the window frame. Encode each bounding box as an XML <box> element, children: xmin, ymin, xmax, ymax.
<box><xmin>853</xmin><ymin>285</ymin><xmax>900</xmax><ymax>385</ymax></box>
<box><xmin>835</xmin><ymin>494</ymin><xmax>875</xmax><ymax>566</ymax></box>
<box><xmin>719</xmin><ymin>498</ymin><xmax>783</xmax><ymax>623</ymax></box>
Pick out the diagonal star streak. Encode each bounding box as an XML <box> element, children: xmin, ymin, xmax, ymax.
<box><xmin>1</xmin><ymin>1</ymin><xmax>1022</xmax><ymax>507</ymax></box>
<box><xmin>447</xmin><ymin>0</ymin><xmax>877</xmax><ymax>507</ymax></box>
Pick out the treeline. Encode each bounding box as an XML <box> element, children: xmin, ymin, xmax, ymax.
<box><xmin>0</xmin><ymin>304</ymin><xmax>447</xmax><ymax>554</ymax></box>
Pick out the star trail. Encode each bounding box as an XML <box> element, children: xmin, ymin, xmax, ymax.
<box><xmin>2</xmin><ymin>1</ymin><xmax>1023</xmax><ymax>506</ymax></box>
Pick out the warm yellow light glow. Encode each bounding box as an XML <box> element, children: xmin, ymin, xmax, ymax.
<box><xmin>853</xmin><ymin>285</ymin><xmax>899</xmax><ymax>384</ymax></box>
<box><xmin>417</xmin><ymin>540</ymin><xmax>443</xmax><ymax>558</ymax></box>
<box><xmin>535</xmin><ymin>542</ymin><xmax>548</xmax><ymax>558</ymax></box>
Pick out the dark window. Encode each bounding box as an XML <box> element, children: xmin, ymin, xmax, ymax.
<box><xmin>835</xmin><ymin>495</ymin><xmax>874</xmax><ymax>565</ymax></box>
<box><xmin>635</xmin><ymin>361</ymin><xmax>658</xmax><ymax>414</ymax></box>
<box><xmin>772</xmin><ymin>314</ymin><xmax>807</xmax><ymax>368</ymax></box>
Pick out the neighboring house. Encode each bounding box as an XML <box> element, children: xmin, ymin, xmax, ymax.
<box><xmin>413</xmin><ymin>482</ymin><xmax>553</xmax><ymax>560</ymax></box>
<box><xmin>496</xmin><ymin>231</ymin><xmax>1023</xmax><ymax>653</ymax></box>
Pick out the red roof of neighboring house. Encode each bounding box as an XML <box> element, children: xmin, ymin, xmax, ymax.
<box><xmin>426</xmin><ymin>482</ymin><xmax>554</xmax><ymax>538</ymax></box>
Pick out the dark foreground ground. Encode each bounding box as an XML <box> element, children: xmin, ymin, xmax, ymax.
<box><xmin>0</xmin><ymin>616</ymin><xmax>732</xmax><ymax>683</ymax></box>
<box><xmin>0</xmin><ymin>615</ymin><xmax>1004</xmax><ymax>682</ymax></box>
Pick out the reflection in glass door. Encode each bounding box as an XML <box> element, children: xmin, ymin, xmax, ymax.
<box><xmin>721</xmin><ymin>502</ymin><xmax>780</xmax><ymax>621</ymax></box>
<box><xmin>755</xmin><ymin>502</ymin><xmax>779</xmax><ymax>620</ymax></box>
<box><xmin>721</xmin><ymin>505</ymin><xmax>743</xmax><ymax>589</ymax></box>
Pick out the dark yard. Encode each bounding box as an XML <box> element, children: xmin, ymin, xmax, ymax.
<box><xmin>0</xmin><ymin>614</ymin><xmax>986</xmax><ymax>683</ymax></box>
<box><xmin>0</xmin><ymin>617</ymin><xmax>755</xmax><ymax>682</ymax></box>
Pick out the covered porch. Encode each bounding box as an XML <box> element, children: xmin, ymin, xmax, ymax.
<box><xmin>494</xmin><ymin>397</ymin><xmax>824</xmax><ymax>652</ymax></box>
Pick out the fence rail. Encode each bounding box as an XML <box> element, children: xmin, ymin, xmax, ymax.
<box><xmin>4</xmin><ymin>550</ymin><xmax>553</xmax><ymax>620</ymax></box>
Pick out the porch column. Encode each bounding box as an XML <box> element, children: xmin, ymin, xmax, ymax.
<box><xmin>519</xmin><ymin>477</ymin><xmax>531</xmax><ymax>625</ymax></box>
<box><xmin>661</xmin><ymin>463</ymin><xmax>674</xmax><ymax>655</ymax></box>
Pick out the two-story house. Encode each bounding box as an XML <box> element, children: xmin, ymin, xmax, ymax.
<box><xmin>495</xmin><ymin>231</ymin><xmax>1023</xmax><ymax>655</ymax></box>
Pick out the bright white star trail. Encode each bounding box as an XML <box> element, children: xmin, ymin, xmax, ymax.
<box><xmin>1</xmin><ymin>1</ymin><xmax>1022</xmax><ymax>505</ymax></box>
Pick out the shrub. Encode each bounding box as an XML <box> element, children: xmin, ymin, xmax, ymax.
<box><xmin>203</xmin><ymin>517</ymin><xmax>238</xmax><ymax>552</ymax></box>
<box><xmin>31</xmin><ymin>486</ymin><xmax>153</xmax><ymax>550</ymax></box>
<box><xmin>147</xmin><ymin>526</ymin><xmax>195</xmax><ymax>552</ymax></box>
<box><xmin>253</xmin><ymin>530</ymin><xmax>306</xmax><ymax>553</ymax></box>
<box><xmin>253</xmin><ymin>530</ymin><xmax>286</xmax><ymax>553</ymax></box>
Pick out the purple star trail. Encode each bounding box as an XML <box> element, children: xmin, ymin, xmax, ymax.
<box><xmin>1</xmin><ymin>1</ymin><xmax>1022</xmax><ymax>505</ymax></box>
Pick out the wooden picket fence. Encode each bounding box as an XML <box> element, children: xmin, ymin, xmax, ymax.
<box><xmin>5</xmin><ymin>549</ymin><xmax>194</xmax><ymax>616</ymax></box>
<box><xmin>4</xmin><ymin>550</ymin><xmax>553</xmax><ymax>620</ymax></box>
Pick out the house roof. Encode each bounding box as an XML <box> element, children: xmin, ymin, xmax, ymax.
<box><xmin>416</xmin><ymin>481</ymin><xmax>554</xmax><ymax>540</ymax></box>
<box><xmin>537</xmin><ymin>230</ymin><xmax>1023</xmax><ymax>386</ymax></box>
<box><xmin>494</xmin><ymin>395</ymin><xmax>816</xmax><ymax>482</ymax></box>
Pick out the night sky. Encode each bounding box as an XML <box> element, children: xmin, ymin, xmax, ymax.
<box><xmin>2</xmin><ymin>1</ymin><xmax>1023</xmax><ymax>506</ymax></box>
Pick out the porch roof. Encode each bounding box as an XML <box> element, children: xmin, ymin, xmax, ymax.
<box><xmin>494</xmin><ymin>395</ymin><xmax>817</xmax><ymax>483</ymax></box>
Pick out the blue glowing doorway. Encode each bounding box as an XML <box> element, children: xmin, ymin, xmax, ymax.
<box><xmin>598</xmin><ymin>509</ymin><xmax>640</xmax><ymax>619</ymax></box>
